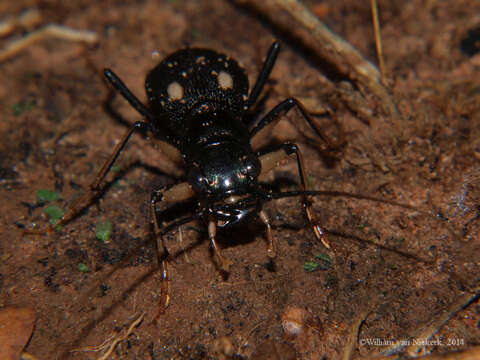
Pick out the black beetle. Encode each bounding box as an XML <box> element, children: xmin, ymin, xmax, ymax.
<box><xmin>35</xmin><ymin>42</ymin><xmax>345</xmax><ymax>309</ymax></box>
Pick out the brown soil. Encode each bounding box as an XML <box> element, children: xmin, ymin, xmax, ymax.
<box><xmin>0</xmin><ymin>1</ymin><xmax>479</xmax><ymax>359</ymax></box>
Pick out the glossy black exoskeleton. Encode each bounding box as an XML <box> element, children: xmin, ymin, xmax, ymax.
<box><xmin>145</xmin><ymin>48</ymin><xmax>261</xmax><ymax>226</ymax></box>
<box><xmin>41</xmin><ymin>42</ymin><xmax>337</xmax><ymax>310</ymax></box>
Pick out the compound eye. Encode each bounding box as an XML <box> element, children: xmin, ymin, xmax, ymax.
<box><xmin>243</xmin><ymin>156</ymin><xmax>261</xmax><ymax>179</ymax></box>
<box><xmin>188</xmin><ymin>166</ymin><xmax>210</xmax><ymax>195</ymax></box>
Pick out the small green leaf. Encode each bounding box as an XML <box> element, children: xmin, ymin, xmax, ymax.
<box><xmin>96</xmin><ymin>221</ymin><xmax>113</xmax><ymax>243</ymax></box>
<box><xmin>11</xmin><ymin>99</ymin><xmax>35</xmax><ymax>116</ymax></box>
<box><xmin>304</xmin><ymin>261</ymin><xmax>320</xmax><ymax>272</ymax></box>
<box><xmin>43</xmin><ymin>206</ymin><xmax>64</xmax><ymax>224</ymax></box>
<box><xmin>78</xmin><ymin>263</ymin><xmax>90</xmax><ymax>273</ymax></box>
<box><xmin>37</xmin><ymin>189</ymin><xmax>61</xmax><ymax>202</ymax></box>
<box><xmin>314</xmin><ymin>253</ymin><xmax>333</xmax><ymax>263</ymax></box>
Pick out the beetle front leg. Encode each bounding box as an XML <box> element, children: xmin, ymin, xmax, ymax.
<box><xmin>258</xmin><ymin>143</ymin><xmax>330</xmax><ymax>249</ymax></box>
<box><xmin>150</xmin><ymin>191</ymin><xmax>171</xmax><ymax>314</ymax></box>
<box><xmin>250</xmin><ymin>96</ymin><xmax>337</xmax><ymax>248</ymax></box>
<box><xmin>151</xmin><ymin>182</ymin><xmax>195</xmax><ymax>314</ymax></box>
<box><xmin>258</xmin><ymin>210</ymin><xmax>275</xmax><ymax>258</ymax></box>
<box><xmin>208</xmin><ymin>221</ymin><xmax>233</xmax><ymax>272</ymax></box>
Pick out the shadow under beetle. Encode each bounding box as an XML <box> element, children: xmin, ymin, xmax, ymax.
<box><xmin>39</xmin><ymin>41</ymin><xmax>342</xmax><ymax>310</ymax></box>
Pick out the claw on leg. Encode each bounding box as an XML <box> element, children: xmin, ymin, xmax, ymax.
<box><xmin>305</xmin><ymin>204</ymin><xmax>330</xmax><ymax>249</ymax></box>
<box><xmin>23</xmin><ymin>187</ymin><xmax>100</xmax><ymax>236</ymax></box>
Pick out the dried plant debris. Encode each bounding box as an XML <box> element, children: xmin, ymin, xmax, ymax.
<box><xmin>0</xmin><ymin>9</ymin><xmax>97</xmax><ymax>62</ymax></box>
<box><xmin>0</xmin><ymin>307</ymin><xmax>36</xmax><ymax>360</ymax></box>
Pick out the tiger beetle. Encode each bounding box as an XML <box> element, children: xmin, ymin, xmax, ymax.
<box><xmin>33</xmin><ymin>41</ymin><xmax>345</xmax><ymax>310</ymax></box>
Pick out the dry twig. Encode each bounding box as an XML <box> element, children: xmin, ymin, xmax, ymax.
<box><xmin>0</xmin><ymin>22</ymin><xmax>98</xmax><ymax>62</ymax></box>
<box><xmin>343</xmin><ymin>311</ymin><xmax>370</xmax><ymax>360</ymax></box>
<box><xmin>232</xmin><ymin>0</ymin><xmax>401</xmax><ymax>122</ymax></box>
<box><xmin>0</xmin><ymin>9</ymin><xmax>42</xmax><ymax>37</ymax></box>
<box><xmin>404</xmin><ymin>290</ymin><xmax>480</xmax><ymax>356</ymax></box>
<box><xmin>71</xmin><ymin>312</ymin><xmax>145</xmax><ymax>360</ymax></box>
<box><xmin>359</xmin><ymin>346</ymin><xmax>480</xmax><ymax>360</ymax></box>
<box><xmin>383</xmin><ymin>289</ymin><xmax>480</xmax><ymax>356</ymax></box>
<box><xmin>371</xmin><ymin>0</ymin><xmax>386</xmax><ymax>85</ymax></box>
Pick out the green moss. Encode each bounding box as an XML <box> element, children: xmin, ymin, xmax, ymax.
<box><xmin>11</xmin><ymin>99</ymin><xmax>36</xmax><ymax>116</ymax></box>
<box><xmin>96</xmin><ymin>221</ymin><xmax>113</xmax><ymax>243</ymax></box>
<box><xmin>78</xmin><ymin>263</ymin><xmax>90</xmax><ymax>273</ymax></box>
<box><xmin>43</xmin><ymin>206</ymin><xmax>64</xmax><ymax>225</ymax></box>
<box><xmin>37</xmin><ymin>189</ymin><xmax>61</xmax><ymax>202</ymax></box>
<box><xmin>304</xmin><ymin>261</ymin><xmax>321</xmax><ymax>272</ymax></box>
<box><xmin>315</xmin><ymin>252</ymin><xmax>333</xmax><ymax>263</ymax></box>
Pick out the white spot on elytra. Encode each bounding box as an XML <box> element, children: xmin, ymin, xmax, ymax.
<box><xmin>167</xmin><ymin>81</ymin><xmax>183</xmax><ymax>101</ymax></box>
<box><xmin>217</xmin><ymin>71</ymin><xmax>233</xmax><ymax>90</ymax></box>
<box><xmin>151</xmin><ymin>50</ymin><xmax>160</xmax><ymax>61</ymax></box>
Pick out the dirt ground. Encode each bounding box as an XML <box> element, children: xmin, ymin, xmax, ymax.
<box><xmin>1</xmin><ymin>0</ymin><xmax>479</xmax><ymax>359</ymax></box>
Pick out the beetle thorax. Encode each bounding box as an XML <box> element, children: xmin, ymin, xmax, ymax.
<box><xmin>186</xmin><ymin>141</ymin><xmax>261</xmax><ymax>200</ymax></box>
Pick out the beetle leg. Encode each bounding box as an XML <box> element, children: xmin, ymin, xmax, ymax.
<box><xmin>258</xmin><ymin>143</ymin><xmax>330</xmax><ymax>249</ymax></box>
<box><xmin>26</xmin><ymin>68</ymin><xmax>181</xmax><ymax>235</ymax></box>
<box><xmin>258</xmin><ymin>210</ymin><xmax>275</xmax><ymax>258</ymax></box>
<box><xmin>247</xmin><ymin>41</ymin><xmax>281</xmax><ymax>108</ymax></box>
<box><xmin>150</xmin><ymin>191</ymin><xmax>171</xmax><ymax>313</ymax></box>
<box><xmin>250</xmin><ymin>97</ymin><xmax>337</xmax><ymax>152</ymax></box>
<box><xmin>151</xmin><ymin>182</ymin><xmax>196</xmax><ymax>315</ymax></box>
<box><xmin>24</xmin><ymin>121</ymin><xmax>149</xmax><ymax>235</ymax></box>
<box><xmin>208</xmin><ymin>220</ymin><xmax>233</xmax><ymax>271</ymax></box>
<box><xmin>104</xmin><ymin>68</ymin><xmax>155</xmax><ymax>122</ymax></box>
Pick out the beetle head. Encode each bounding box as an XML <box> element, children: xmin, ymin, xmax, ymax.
<box><xmin>187</xmin><ymin>142</ymin><xmax>262</xmax><ymax>226</ymax></box>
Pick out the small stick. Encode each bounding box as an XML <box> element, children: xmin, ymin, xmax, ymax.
<box><xmin>232</xmin><ymin>0</ymin><xmax>401</xmax><ymax>121</ymax></box>
<box><xmin>0</xmin><ymin>9</ymin><xmax>42</xmax><ymax>37</ymax></box>
<box><xmin>237</xmin><ymin>319</ymin><xmax>267</xmax><ymax>354</ymax></box>
<box><xmin>357</xmin><ymin>346</ymin><xmax>480</xmax><ymax>360</ymax></box>
<box><xmin>382</xmin><ymin>289</ymin><xmax>480</xmax><ymax>356</ymax></box>
<box><xmin>404</xmin><ymin>290</ymin><xmax>480</xmax><ymax>357</ymax></box>
<box><xmin>97</xmin><ymin>312</ymin><xmax>145</xmax><ymax>360</ymax></box>
<box><xmin>0</xmin><ymin>24</ymin><xmax>98</xmax><ymax>62</ymax></box>
<box><xmin>371</xmin><ymin>0</ymin><xmax>387</xmax><ymax>85</ymax></box>
<box><xmin>71</xmin><ymin>312</ymin><xmax>145</xmax><ymax>359</ymax></box>
<box><xmin>343</xmin><ymin>310</ymin><xmax>371</xmax><ymax>360</ymax></box>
